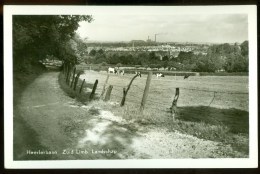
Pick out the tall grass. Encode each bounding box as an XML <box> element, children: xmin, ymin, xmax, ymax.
<box><xmin>58</xmin><ymin>72</ymin><xmax>93</xmax><ymax>103</ymax></box>
<box><xmin>174</xmin><ymin>106</ymin><xmax>249</xmax><ymax>155</ymax></box>
<box><xmin>200</xmin><ymin>72</ymin><xmax>248</xmax><ymax>76</ymax></box>
<box><xmin>77</xmin><ymin>70</ymin><xmax>249</xmax><ymax>157</ymax></box>
<box><xmin>97</xmin><ymin>101</ymin><xmax>249</xmax><ymax>157</ymax></box>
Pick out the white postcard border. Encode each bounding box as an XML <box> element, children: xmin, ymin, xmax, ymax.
<box><xmin>4</xmin><ymin>5</ymin><xmax>258</xmax><ymax>169</ymax></box>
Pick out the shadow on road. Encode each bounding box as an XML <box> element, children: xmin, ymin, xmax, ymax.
<box><xmin>75</xmin><ymin>107</ymin><xmax>140</xmax><ymax>159</ymax></box>
<box><xmin>13</xmin><ymin>115</ymin><xmax>57</xmax><ymax>160</ymax></box>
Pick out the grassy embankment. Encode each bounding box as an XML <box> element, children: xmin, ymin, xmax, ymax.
<box><xmin>96</xmin><ymin>101</ymin><xmax>248</xmax><ymax>157</ymax></box>
<box><xmin>58</xmin><ymin>70</ymin><xmax>100</xmax><ymax>104</ymax></box>
<box><xmin>173</xmin><ymin>107</ymin><xmax>248</xmax><ymax>157</ymax></box>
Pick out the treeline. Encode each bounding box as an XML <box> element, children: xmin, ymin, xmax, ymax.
<box><xmin>86</xmin><ymin>41</ymin><xmax>157</xmax><ymax>47</ymax></box>
<box><xmin>13</xmin><ymin>15</ymin><xmax>93</xmax><ymax>73</ymax></box>
<box><xmin>86</xmin><ymin>41</ymin><xmax>249</xmax><ymax>72</ymax></box>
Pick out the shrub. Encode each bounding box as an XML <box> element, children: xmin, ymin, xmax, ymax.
<box><xmin>101</xmin><ymin>62</ymin><xmax>107</xmax><ymax>66</ymax></box>
<box><xmin>116</xmin><ymin>63</ymin><xmax>122</xmax><ymax>67</ymax></box>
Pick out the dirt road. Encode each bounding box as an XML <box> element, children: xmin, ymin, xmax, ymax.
<box><xmin>15</xmin><ymin>72</ymin><xmax>243</xmax><ymax>160</ymax></box>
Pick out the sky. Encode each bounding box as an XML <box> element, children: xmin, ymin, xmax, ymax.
<box><xmin>76</xmin><ymin>14</ymin><xmax>248</xmax><ymax>43</ymax></box>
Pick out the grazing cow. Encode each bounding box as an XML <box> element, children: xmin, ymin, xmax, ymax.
<box><xmin>184</xmin><ymin>74</ymin><xmax>190</xmax><ymax>79</ymax></box>
<box><xmin>108</xmin><ymin>67</ymin><xmax>119</xmax><ymax>74</ymax></box>
<box><xmin>108</xmin><ymin>67</ymin><xmax>115</xmax><ymax>73</ymax></box>
<box><xmin>156</xmin><ymin>73</ymin><xmax>165</xmax><ymax>78</ymax></box>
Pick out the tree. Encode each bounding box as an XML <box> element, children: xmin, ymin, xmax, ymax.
<box><xmin>89</xmin><ymin>49</ymin><xmax>97</xmax><ymax>56</ymax></box>
<box><xmin>162</xmin><ymin>55</ymin><xmax>169</xmax><ymax>61</ymax></box>
<box><xmin>149</xmin><ymin>52</ymin><xmax>158</xmax><ymax>60</ymax></box>
<box><xmin>137</xmin><ymin>52</ymin><xmax>149</xmax><ymax>65</ymax></box>
<box><xmin>108</xmin><ymin>54</ymin><xmax>120</xmax><ymax>64</ymax></box>
<box><xmin>72</xmin><ymin>34</ymin><xmax>88</xmax><ymax>63</ymax></box>
<box><xmin>196</xmin><ymin>42</ymin><xmax>248</xmax><ymax>72</ymax></box>
<box><xmin>240</xmin><ymin>40</ymin><xmax>249</xmax><ymax>57</ymax></box>
<box><xmin>119</xmin><ymin>54</ymin><xmax>133</xmax><ymax>65</ymax></box>
<box><xmin>224</xmin><ymin>53</ymin><xmax>248</xmax><ymax>72</ymax></box>
<box><xmin>13</xmin><ymin>15</ymin><xmax>93</xmax><ymax>71</ymax></box>
<box><xmin>97</xmin><ymin>49</ymin><xmax>104</xmax><ymax>55</ymax></box>
<box><xmin>177</xmin><ymin>51</ymin><xmax>194</xmax><ymax>63</ymax></box>
<box><xmin>193</xmin><ymin>54</ymin><xmax>222</xmax><ymax>72</ymax></box>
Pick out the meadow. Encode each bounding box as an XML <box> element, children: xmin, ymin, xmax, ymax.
<box><xmin>80</xmin><ymin>70</ymin><xmax>248</xmax><ymax>111</ymax></box>
<box><xmin>78</xmin><ymin>70</ymin><xmax>249</xmax><ymax>156</ymax></box>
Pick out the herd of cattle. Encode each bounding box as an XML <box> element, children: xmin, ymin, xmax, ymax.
<box><xmin>107</xmin><ymin>67</ymin><xmax>190</xmax><ymax>79</ymax></box>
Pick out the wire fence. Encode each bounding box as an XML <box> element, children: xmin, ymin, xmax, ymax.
<box><xmin>82</xmin><ymin>71</ymin><xmax>249</xmax><ymax>112</ymax></box>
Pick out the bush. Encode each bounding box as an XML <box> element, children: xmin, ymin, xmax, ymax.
<box><xmin>101</xmin><ymin>62</ymin><xmax>107</xmax><ymax>66</ymax></box>
<box><xmin>116</xmin><ymin>63</ymin><xmax>122</xmax><ymax>67</ymax></box>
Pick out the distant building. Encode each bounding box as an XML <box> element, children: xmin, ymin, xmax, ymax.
<box><xmin>146</xmin><ymin>36</ymin><xmax>152</xmax><ymax>43</ymax></box>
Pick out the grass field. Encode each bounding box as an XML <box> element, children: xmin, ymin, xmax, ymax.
<box><xmin>80</xmin><ymin>70</ymin><xmax>248</xmax><ymax>111</ymax></box>
<box><xmin>78</xmin><ymin>70</ymin><xmax>249</xmax><ymax>156</ymax></box>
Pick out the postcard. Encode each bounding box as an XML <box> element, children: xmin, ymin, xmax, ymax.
<box><xmin>4</xmin><ymin>5</ymin><xmax>258</xmax><ymax>168</ymax></box>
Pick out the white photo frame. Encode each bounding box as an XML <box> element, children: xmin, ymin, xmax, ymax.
<box><xmin>4</xmin><ymin>5</ymin><xmax>258</xmax><ymax>169</ymax></box>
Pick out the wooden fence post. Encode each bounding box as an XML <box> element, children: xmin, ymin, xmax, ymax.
<box><xmin>121</xmin><ymin>88</ymin><xmax>127</xmax><ymax>106</ymax></box>
<box><xmin>73</xmin><ymin>72</ymin><xmax>81</xmax><ymax>91</ymax></box>
<box><xmin>69</xmin><ymin>70</ymin><xmax>72</xmax><ymax>84</ymax></box>
<box><xmin>171</xmin><ymin>88</ymin><xmax>180</xmax><ymax>119</ymax></box>
<box><xmin>62</xmin><ymin>62</ymin><xmax>65</xmax><ymax>74</ymax></box>
<box><xmin>79</xmin><ymin>79</ymin><xmax>85</xmax><ymax>94</ymax></box>
<box><xmin>104</xmin><ymin>85</ymin><xmax>113</xmax><ymax>101</ymax></box>
<box><xmin>120</xmin><ymin>72</ymin><xmax>141</xmax><ymax>106</ymax></box>
<box><xmin>65</xmin><ymin>64</ymin><xmax>68</xmax><ymax>78</ymax></box>
<box><xmin>65</xmin><ymin>63</ymin><xmax>70</xmax><ymax>84</ymax></box>
<box><xmin>140</xmin><ymin>72</ymin><xmax>152</xmax><ymax>111</ymax></box>
<box><xmin>70</xmin><ymin>67</ymin><xmax>76</xmax><ymax>88</ymax></box>
<box><xmin>70</xmin><ymin>68</ymin><xmax>76</xmax><ymax>88</ymax></box>
<box><xmin>208</xmin><ymin>91</ymin><xmax>216</xmax><ymax>106</ymax></box>
<box><xmin>100</xmin><ymin>75</ymin><xmax>109</xmax><ymax>99</ymax></box>
<box><xmin>89</xmin><ymin>79</ymin><xmax>98</xmax><ymax>100</ymax></box>
<box><xmin>67</xmin><ymin>64</ymin><xmax>73</xmax><ymax>85</ymax></box>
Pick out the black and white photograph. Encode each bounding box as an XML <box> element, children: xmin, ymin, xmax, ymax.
<box><xmin>4</xmin><ymin>5</ymin><xmax>257</xmax><ymax>168</ymax></box>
